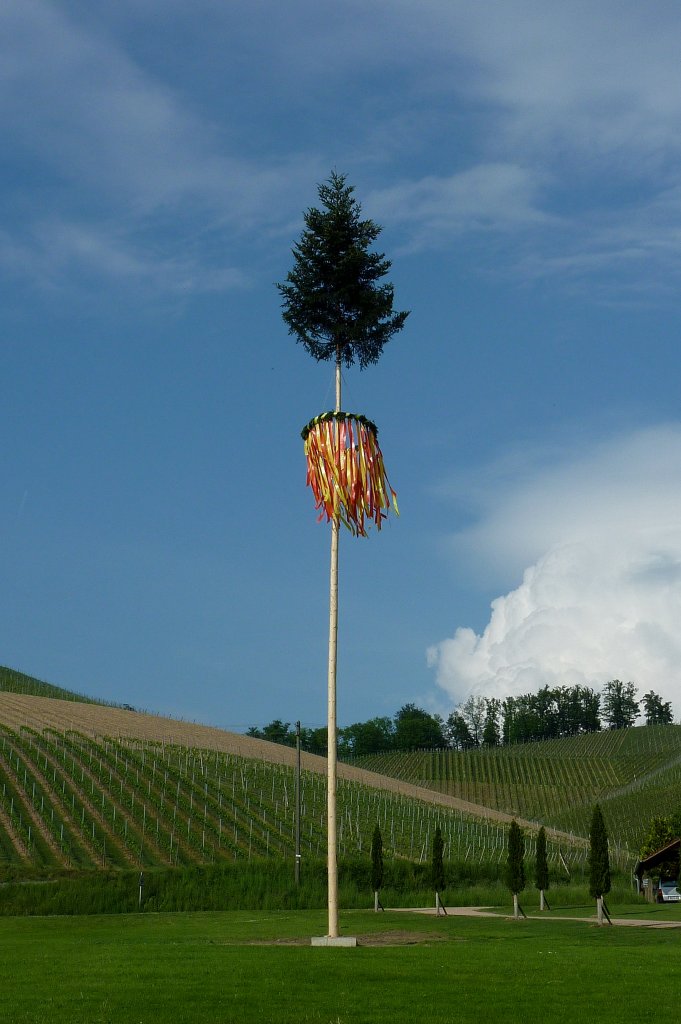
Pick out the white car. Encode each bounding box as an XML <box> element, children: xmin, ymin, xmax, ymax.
<box><xmin>658</xmin><ymin>880</ymin><xmax>681</xmax><ymax>902</ymax></box>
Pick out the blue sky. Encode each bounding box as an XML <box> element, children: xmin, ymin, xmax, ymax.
<box><xmin>3</xmin><ymin>1</ymin><xmax>681</xmax><ymax>730</ymax></box>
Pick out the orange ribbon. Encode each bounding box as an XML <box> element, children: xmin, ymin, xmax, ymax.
<box><xmin>303</xmin><ymin>416</ymin><xmax>398</xmax><ymax>536</ymax></box>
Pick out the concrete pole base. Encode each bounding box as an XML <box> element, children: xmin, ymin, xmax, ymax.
<box><xmin>311</xmin><ymin>936</ymin><xmax>358</xmax><ymax>947</ymax></box>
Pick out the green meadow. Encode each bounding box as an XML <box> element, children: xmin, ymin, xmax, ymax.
<box><xmin>3</xmin><ymin>678</ymin><xmax>681</xmax><ymax>1023</ymax></box>
<box><xmin>2</xmin><ymin>908</ymin><xmax>680</xmax><ymax>1024</ymax></box>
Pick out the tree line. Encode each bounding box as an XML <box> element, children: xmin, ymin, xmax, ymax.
<box><xmin>247</xmin><ymin>680</ymin><xmax>674</xmax><ymax>756</ymax></box>
<box><xmin>246</xmin><ymin>703</ymin><xmax>444</xmax><ymax>758</ymax></box>
<box><xmin>447</xmin><ymin>681</ymin><xmax>673</xmax><ymax>749</ymax></box>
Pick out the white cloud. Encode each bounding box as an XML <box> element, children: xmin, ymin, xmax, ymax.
<box><xmin>369</xmin><ymin>165</ymin><xmax>554</xmax><ymax>247</ymax></box>
<box><xmin>6</xmin><ymin>0</ymin><xmax>681</xmax><ymax>293</ymax></box>
<box><xmin>392</xmin><ymin>0</ymin><xmax>681</xmax><ymax>166</ymax></box>
<box><xmin>0</xmin><ymin>2</ymin><xmax>309</xmax><ymax>218</ymax></box>
<box><xmin>0</xmin><ymin>1</ymin><xmax>316</xmax><ymax>290</ymax></box>
<box><xmin>428</xmin><ymin>426</ymin><xmax>681</xmax><ymax>715</ymax></box>
<box><xmin>0</xmin><ymin>220</ymin><xmax>249</xmax><ymax>294</ymax></box>
<box><xmin>358</xmin><ymin>2</ymin><xmax>681</xmax><ymax>281</ymax></box>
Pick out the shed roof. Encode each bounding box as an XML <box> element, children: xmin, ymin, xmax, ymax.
<box><xmin>634</xmin><ymin>838</ymin><xmax>680</xmax><ymax>878</ymax></box>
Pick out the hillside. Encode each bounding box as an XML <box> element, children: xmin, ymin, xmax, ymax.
<box><xmin>0</xmin><ymin>665</ymin><xmax>103</xmax><ymax>705</ymax></box>
<box><xmin>0</xmin><ymin>691</ymin><xmax>598</xmax><ymax>881</ymax></box>
<box><xmin>348</xmin><ymin>724</ymin><xmax>681</xmax><ymax>849</ymax></box>
<box><xmin>3</xmin><ymin>681</ymin><xmax>672</xmax><ymax>881</ymax></box>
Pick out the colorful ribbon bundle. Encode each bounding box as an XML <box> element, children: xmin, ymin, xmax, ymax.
<box><xmin>302</xmin><ymin>412</ymin><xmax>398</xmax><ymax>536</ymax></box>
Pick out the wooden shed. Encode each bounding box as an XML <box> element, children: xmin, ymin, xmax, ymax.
<box><xmin>633</xmin><ymin>838</ymin><xmax>680</xmax><ymax>899</ymax></box>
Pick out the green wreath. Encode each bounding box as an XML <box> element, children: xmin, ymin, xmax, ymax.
<box><xmin>301</xmin><ymin>411</ymin><xmax>378</xmax><ymax>442</ymax></box>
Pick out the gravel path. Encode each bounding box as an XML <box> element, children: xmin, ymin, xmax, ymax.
<box><xmin>392</xmin><ymin>905</ymin><xmax>681</xmax><ymax>928</ymax></box>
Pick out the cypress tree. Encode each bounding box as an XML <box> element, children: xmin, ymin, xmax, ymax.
<box><xmin>589</xmin><ymin>804</ymin><xmax>611</xmax><ymax>923</ymax></box>
<box><xmin>371</xmin><ymin>825</ymin><xmax>383</xmax><ymax>911</ymax></box>
<box><xmin>505</xmin><ymin>820</ymin><xmax>525</xmax><ymax>918</ymax></box>
<box><xmin>535</xmin><ymin>826</ymin><xmax>549</xmax><ymax>910</ymax></box>
<box><xmin>432</xmin><ymin>825</ymin><xmax>445</xmax><ymax>913</ymax></box>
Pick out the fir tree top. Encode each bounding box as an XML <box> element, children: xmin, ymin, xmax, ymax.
<box><xmin>277</xmin><ymin>172</ymin><xmax>409</xmax><ymax>369</ymax></box>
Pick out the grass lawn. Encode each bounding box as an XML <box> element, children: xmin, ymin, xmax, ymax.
<box><xmin>1</xmin><ymin>908</ymin><xmax>679</xmax><ymax>1024</ymax></box>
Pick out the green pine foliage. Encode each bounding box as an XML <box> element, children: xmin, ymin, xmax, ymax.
<box><xmin>277</xmin><ymin>171</ymin><xmax>409</xmax><ymax>369</ymax></box>
<box><xmin>589</xmin><ymin>805</ymin><xmax>611</xmax><ymax>898</ymax></box>
<box><xmin>505</xmin><ymin>820</ymin><xmax>525</xmax><ymax>895</ymax></box>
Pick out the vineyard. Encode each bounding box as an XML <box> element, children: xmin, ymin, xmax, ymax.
<box><xmin>348</xmin><ymin>724</ymin><xmax>681</xmax><ymax>849</ymax></box>
<box><xmin>2</xmin><ymin>667</ymin><xmax>676</xmax><ymax>884</ymax></box>
<box><xmin>0</xmin><ymin>724</ymin><xmax>600</xmax><ymax>876</ymax></box>
<box><xmin>0</xmin><ymin>689</ymin><xmax>604</xmax><ymax>881</ymax></box>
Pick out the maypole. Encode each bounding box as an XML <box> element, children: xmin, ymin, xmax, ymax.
<box><xmin>326</xmin><ymin>351</ymin><xmax>341</xmax><ymax>938</ymax></box>
<box><xmin>278</xmin><ymin>172</ymin><xmax>408</xmax><ymax>943</ymax></box>
<box><xmin>310</xmin><ymin>352</ymin><xmax>399</xmax><ymax>937</ymax></box>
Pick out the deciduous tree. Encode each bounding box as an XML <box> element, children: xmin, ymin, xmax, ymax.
<box><xmin>458</xmin><ymin>696</ymin><xmax>486</xmax><ymax>746</ymax></box>
<box><xmin>482</xmin><ymin>697</ymin><xmax>501</xmax><ymax>747</ymax></box>
<box><xmin>641</xmin><ymin>690</ymin><xmax>673</xmax><ymax>726</ymax></box>
<box><xmin>342</xmin><ymin>717</ymin><xmax>394</xmax><ymax>757</ymax></box>
<box><xmin>601</xmin><ymin>680</ymin><xmax>639</xmax><ymax>729</ymax></box>
<box><xmin>246</xmin><ymin>720</ymin><xmax>295</xmax><ymax>746</ymax></box>
<box><xmin>445</xmin><ymin>711</ymin><xmax>475</xmax><ymax>750</ymax></box>
<box><xmin>639</xmin><ymin>815</ymin><xmax>680</xmax><ymax>884</ymax></box>
<box><xmin>393</xmin><ymin>704</ymin><xmax>445</xmax><ymax>750</ymax></box>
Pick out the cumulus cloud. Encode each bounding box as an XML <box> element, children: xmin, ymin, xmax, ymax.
<box><xmin>428</xmin><ymin>426</ymin><xmax>681</xmax><ymax>715</ymax></box>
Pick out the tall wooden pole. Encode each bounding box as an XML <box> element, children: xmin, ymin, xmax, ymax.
<box><xmin>295</xmin><ymin>720</ymin><xmax>301</xmax><ymax>885</ymax></box>
<box><xmin>326</xmin><ymin>351</ymin><xmax>341</xmax><ymax>938</ymax></box>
